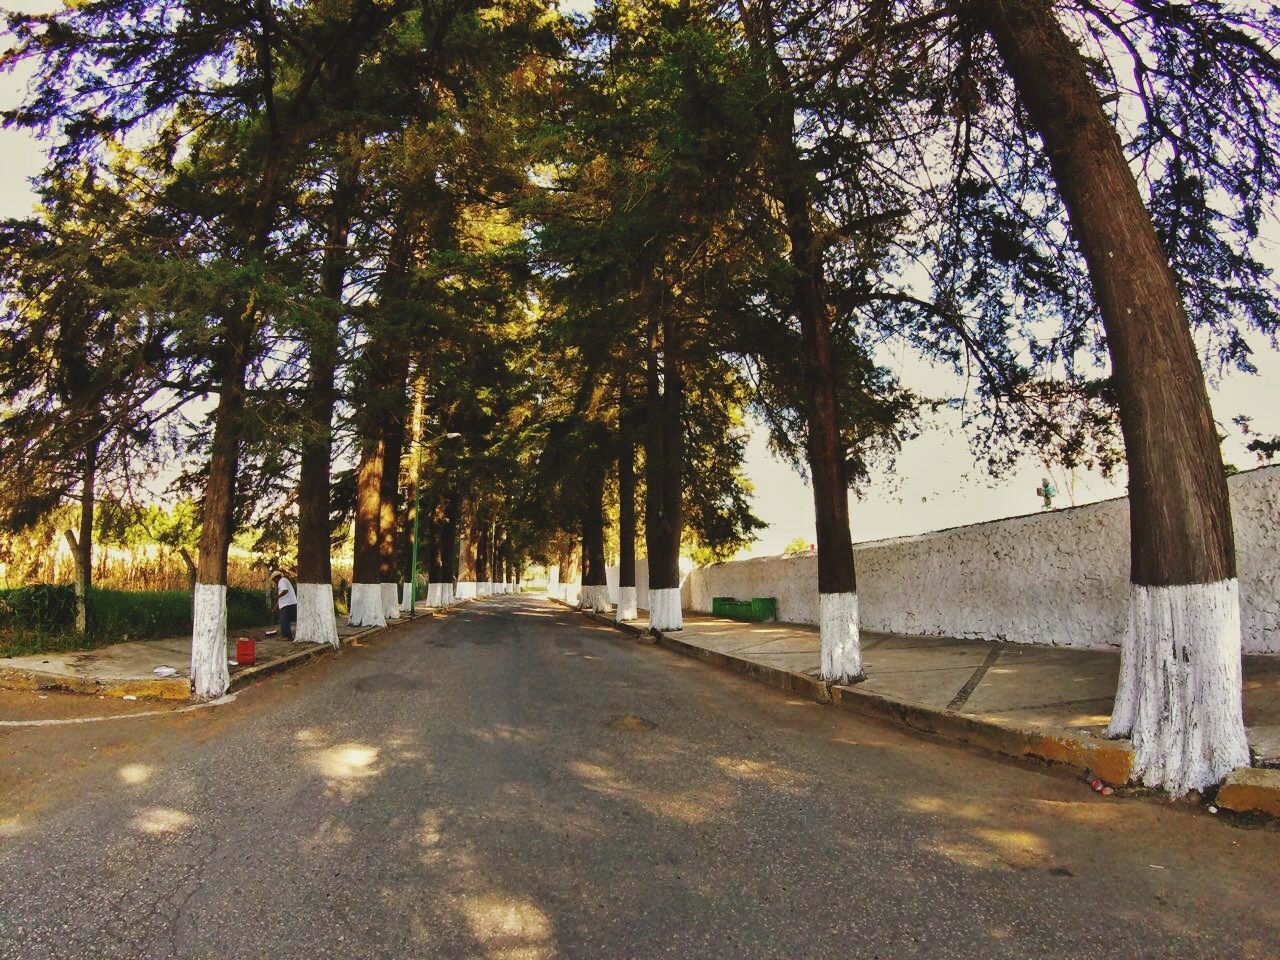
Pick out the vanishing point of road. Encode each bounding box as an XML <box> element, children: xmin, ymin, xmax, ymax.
<box><xmin>1</xmin><ymin>596</ymin><xmax>1276</xmax><ymax>959</ymax></box>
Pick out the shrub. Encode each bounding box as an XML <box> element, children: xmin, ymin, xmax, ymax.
<box><xmin>0</xmin><ymin>583</ymin><xmax>273</xmax><ymax>657</ymax></box>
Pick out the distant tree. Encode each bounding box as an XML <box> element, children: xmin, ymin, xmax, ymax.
<box><xmin>782</xmin><ymin>538</ymin><xmax>811</xmax><ymax>557</ymax></box>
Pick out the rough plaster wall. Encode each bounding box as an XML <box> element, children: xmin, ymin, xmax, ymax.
<box><xmin>686</xmin><ymin>465</ymin><xmax>1279</xmax><ymax>653</ymax></box>
<box><xmin>604</xmin><ymin>557</ymin><xmax>692</xmax><ymax>613</ymax></box>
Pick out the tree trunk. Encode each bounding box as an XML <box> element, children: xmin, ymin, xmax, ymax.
<box><xmin>556</xmin><ymin>537</ymin><xmax>579</xmax><ymax>603</ymax></box>
<box><xmin>644</xmin><ymin>315</ymin><xmax>684</xmax><ymax>630</ymax></box>
<box><xmin>376</xmin><ymin>390</ymin><xmax>407</xmax><ymax>619</ymax></box>
<box><xmin>349</xmin><ymin>433</ymin><xmax>387</xmax><ymax>626</ymax></box>
<box><xmin>975</xmin><ymin>0</ymin><xmax>1246</xmax><ymax>794</ymax></box>
<box><xmin>178</xmin><ymin>548</ymin><xmax>197</xmax><ymax>592</ymax></box>
<box><xmin>581</xmin><ymin>457</ymin><xmax>610</xmax><ymax>613</ymax></box>
<box><xmin>742</xmin><ymin>0</ymin><xmax>861</xmax><ymax>683</ymax></box>
<box><xmin>456</xmin><ymin>502</ymin><xmax>479</xmax><ymax>598</ymax></box>
<box><xmin>63</xmin><ymin>439</ymin><xmax>97</xmax><ymax>635</ymax></box>
<box><xmin>426</xmin><ymin>503</ymin><xmax>445</xmax><ymax>606</ymax></box>
<box><xmin>617</xmin><ymin>385</ymin><xmax>638</xmax><ymax>622</ymax></box>
<box><xmin>191</xmin><ymin>333</ymin><xmax>250</xmax><ymax>699</ymax></box>
<box><xmin>296</xmin><ymin>165</ymin><xmax>356</xmax><ymax>646</ymax></box>
<box><xmin>441</xmin><ymin>490</ymin><xmax>461</xmax><ymax>604</ymax></box>
<box><xmin>476</xmin><ymin>519</ymin><xmax>491</xmax><ymax>592</ymax></box>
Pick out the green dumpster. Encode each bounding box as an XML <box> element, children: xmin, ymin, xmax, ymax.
<box><xmin>750</xmin><ymin>597</ymin><xmax>777</xmax><ymax>622</ymax></box>
<box><xmin>712</xmin><ymin>596</ymin><xmax>778</xmax><ymax>622</ymax></box>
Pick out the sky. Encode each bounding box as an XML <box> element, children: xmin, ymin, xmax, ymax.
<box><xmin>2</xmin><ymin>0</ymin><xmax>1277</xmax><ymax>558</ymax></box>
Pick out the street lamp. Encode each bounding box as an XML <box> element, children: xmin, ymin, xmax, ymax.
<box><xmin>408</xmin><ymin>430</ymin><xmax>461</xmax><ymax>618</ymax></box>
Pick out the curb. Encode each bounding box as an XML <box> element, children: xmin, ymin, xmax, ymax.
<box><xmin>549</xmin><ymin>597</ymin><xmax>1136</xmax><ymax>786</ymax></box>
<box><xmin>1216</xmin><ymin>768</ymin><xmax>1280</xmax><ymax>818</ymax></box>
<box><xmin>0</xmin><ymin>666</ymin><xmax>191</xmax><ymax>701</ymax></box>
<box><xmin>827</xmin><ymin>683</ymin><xmax>1134</xmax><ymax>785</ymax></box>
<box><xmin>0</xmin><ymin>600</ymin><xmax>470</xmax><ymax>703</ymax></box>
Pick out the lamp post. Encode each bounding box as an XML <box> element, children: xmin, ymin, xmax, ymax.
<box><xmin>408</xmin><ymin>430</ymin><xmax>460</xmax><ymax>618</ymax></box>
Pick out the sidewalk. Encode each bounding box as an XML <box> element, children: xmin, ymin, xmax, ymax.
<box><xmin>0</xmin><ymin>605</ymin><xmax>436</xmax><ymax>700</ymax></box>
<box><xmin>565</xmin><ymin>601</ymin><xmax>1280</xmax><ymax>816</ymax></box>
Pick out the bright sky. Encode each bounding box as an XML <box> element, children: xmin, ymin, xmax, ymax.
<box><xmin>3</xmin><ymin>0</ymin><xmax>1276</xmax><ymax>557</ymax></box>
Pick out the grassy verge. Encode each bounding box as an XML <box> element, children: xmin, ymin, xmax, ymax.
<box><xmin>0</xmin><ymin>584</ymin><xmax>272</xmax><ymax>658</ymax></box>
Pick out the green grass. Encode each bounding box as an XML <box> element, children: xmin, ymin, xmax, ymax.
<box><xmin>0</xmin><ymin>584</ymin><xmax>272</xmax><ymax>658</ymax></box>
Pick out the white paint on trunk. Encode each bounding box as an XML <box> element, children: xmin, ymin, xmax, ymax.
<box><xmin>820</xmin><ymin>592</ymin><xmax>863</xmax><ymax>683</ymax></box>
<box><xmin>190</xmin><ymin>583</ymin><xmax>229</xmax><ymax>700</ymax></box>
<box><xmin>1106</xmin><ymin>579</ymin><xmax>1250</xmax><ymax>796</ymax></box>
<box><xmin>582</xmin><ymin>584</ymin><xmax>611</xmax><ymax>614</ymax></box>
<box><xmin>616</xmin><ymin>586</ymin><xmax>638</xmax><ymax>622</ymax></box>
<box><xmin>648</xmin><ymin>587</ymin><xmax>683</xmax><ymax>631</ymax></box>
<box><xmin>425</xmin><ymin>582</ymin><xmax>441</xmax><ymax>607</ymax></box>
<box><xmin>348</xmin><ymin>582</ymin><xmax>386</xmax><ymax>627</ymax></box>
<box><xmin>457</xmin><ymin>581</ymin><xmax>477</xmax><ymax>599</ymax></box>
<box><xmin>380</xmin><ymin>582</ymin><xmax>400</xmax><ymax>619</ymax></box>
<box><xmin>295</xmin><ymin>583</ymin><xmax>339</xmax><ymax>647</ymax></box>
<box><xmin>401</xmin><ymin>583</ymin><xmax>416</xmax><ymax>610</ymax></box>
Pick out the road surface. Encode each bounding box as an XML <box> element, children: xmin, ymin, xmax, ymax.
<box><xmin>1</xmin><ymin>596</ymin><xmax>1276</xmax><ymax>959</ymax></box>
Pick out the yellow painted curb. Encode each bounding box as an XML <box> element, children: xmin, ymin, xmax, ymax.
<box><xmin>0</xmin><ymin>666</ymin><xmax>190</xmax><ymax>701</ymax></box>
<box><xmin>1216</xmin><ymin>768</ymin><xmax>1280</xmax><ymax>817</ymax></box>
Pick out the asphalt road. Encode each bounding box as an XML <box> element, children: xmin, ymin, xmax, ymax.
<box><xmin>1</xmin><ymin>596</ymin><xmax>1277</xmax><ymax>959</ymax></box>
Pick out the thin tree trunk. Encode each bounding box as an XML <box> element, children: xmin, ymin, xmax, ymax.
<box><xmin>581</xmin><ymin>456</ymin><xmax>609</xmax><ymax>613</ymax></box>
<box><xmin>442</xmin><ymin>491</ymin><xmax>461</xmax><ymax>602</ymax></box>
<box><xmin>295</xmin><ymin>163</ymin><xmax>356</xmax><ymax>646</ymax></box>
<box><xmin>349</xmin><ymin>433</ymin><xmax>386</xmax><ymax>626</ymax></box>
<box><xmin>191</xmin><ymin>332</ymin><xmax>250</xmax><ymax>699</ymax></box>
<box><xmin>376</xmin><ymin>388</ymin><xmax>407</xmax><ymax>618</ymax></box>
<box><xmin>644</xmin><ymin>315</ymin><xmax>684</xmax><ymax>630</ymax></box>
<box><xmin>975</xmin><ymin>0</ymin><xmax>1246</xmax><ymax>794</ymax></box>
<box><xmin>63</xmin><ymin>439</ymin><xmax>97</xmax><ymax>634</ymax></box>
<box><xmin>476</xmin><ymin>519</ymin><xmax>491</xmax><ymax>590</ymax></box>
<box><xmin>742</xmin><ymin>0</ymin><xmax>861</xmax><ymax>683</ymax></box>
<box><xmin>617</xmin><ymin>383</ymin><xmax>638</xmax><ymax>621</ymax></box>
<box><xmin>178</xmin><ymin>548</ymin><xmax>197</xmax><ymax>591</ymax></box>
<box><xmin>190</xmin><ymin>130</ymin><xmax>286</xmax><ymax>698</ymax></box>
<box><xmin>457</xmin><ymin>501</ymin><xmax>479</xmax><ymax>597</ymax></box>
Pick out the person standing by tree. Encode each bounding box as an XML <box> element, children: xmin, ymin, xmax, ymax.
<box><xmin>272</xmin><ymin>571</ymin><xmax>299</xmax><ymax>642</ymax></box>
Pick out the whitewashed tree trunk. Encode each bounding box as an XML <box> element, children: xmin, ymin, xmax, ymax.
<box><xmin>348</xmin><ymin>582</ymin><xmax>386</xmax><ymax>627</ymax></box>
<box><xmin>380</xmin><ymin>582</ymin><xmax>400</xmax><ymax>619</ymax></box>
<box><xmin>581</xmin><ymin>584</ymin><xmax>611</xmax><ymax>614</ymax></box>
<box><xmin>616</xmin><ymin>586</ymin><xmax>638</xmax><ymax>623</ymax></box>
<box><xmin>295</xmin><ymin>583</ymin><xmax>339</xmax><ymax>647</ymax></box>
<box><xmin>1106</xmin><ymin>579</ymin><xmax>1250</xmax><ymax>795</ymax></box>
<box><xmin>457</xmin><ymin>581</ymin><xmax>477</xmax><ymax>599</ymax></box>
<box><xmin>401</xmin><ymin>583</ymin><xmax>415</xmax><ymax>610</ymax></box>
<box><xmin>190</xmin><ymin>583</ymin><xmax>229</xmax><ymax>700</ymax></box>
<box><xmin>819</xmin><ymin>592</ymin><xmax>863</xmax><ymax>684</ymax></box>
<box><xmin>648</xmin><ymin>587</ymin><xmax>682</xmax><ymax>631</ymax></box>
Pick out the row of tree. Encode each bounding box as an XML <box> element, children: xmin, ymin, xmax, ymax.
<box><xmin>2</xmin><ymin>0</ymin><xmax>1277</xmax><ymax>795</ymax></box>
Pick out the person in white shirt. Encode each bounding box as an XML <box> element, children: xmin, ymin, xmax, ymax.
<box><xmin>273</xmin><ymin>570</ymin><xmax>299</xmax><ymax>640</ymax></box>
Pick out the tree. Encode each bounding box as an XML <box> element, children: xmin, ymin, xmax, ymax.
<box><xmin>0</xmin><ymin>161</ymin><xmax>173</xmax><ymax>633</ymax></box>
<box><xmin>968</xmin><ymin>0</ymin><xmax>1260</xmax><ymax>794</ymax></box>
<box><xmin>794</xmin><ymin>0</ymin><xmax>1280</xmax><ymax>790</ymax></box>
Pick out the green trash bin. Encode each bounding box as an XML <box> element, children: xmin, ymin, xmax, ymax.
<box><xmin>750</xmin><ymin>597</ymin><xmax>777</xmax><ymax>622</ymax></box>
<box><xmin>712</xmin><ymin>596</ymin><xmax>734</xmax><ymax>617</ymax></box>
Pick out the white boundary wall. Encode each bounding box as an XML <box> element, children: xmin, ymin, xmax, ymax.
<box><xmin>603</xmin><ymin>557</ymin><xmax>694</xmax><ymax>611</ymax></box>
<box><xmin>683</xmin><ymin>465</ymin><xmax>1280</xmax><ymax>654</ymax></box>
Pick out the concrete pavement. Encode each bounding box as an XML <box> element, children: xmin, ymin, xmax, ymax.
<box><xmin>1</xmin><ymin>595</ymin><xmax>1277</xmax><ymax>959</ymax></box>
<box><xmin>567</xmin><ymin>604</ymin><xmax>1280</xmax><ymax>814</ymax></box>
<box><xmin>0</xmin><ymin>609</ymin><xmax>429</xmax><ymax>700</ymax></box>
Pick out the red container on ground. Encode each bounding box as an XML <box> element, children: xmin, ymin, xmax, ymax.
<box><xmin>236</xmin><ymin>637</ymin><xmax>256</xmax><ymax>666</ymax></box>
